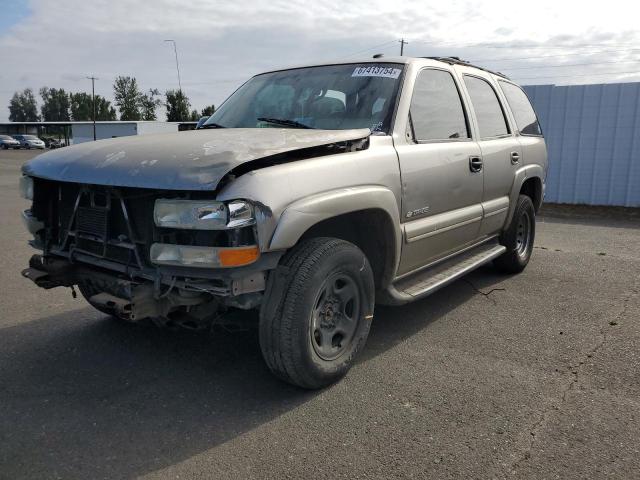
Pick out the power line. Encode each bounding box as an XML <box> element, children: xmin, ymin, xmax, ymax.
<box><xmin>411</xmin><ymin>39</ymin><xmax>640</xmax><ymax>50</ymax></box>
<box><xmin>499</xmin><ymin>59</ymin><xmax>640</xmax><ymax>71</ymax></box>
<box><xmin>513</xmin><ymin>70</ymin><xmax>640</xmax><ymax>81</ymax></box>
<box><xmin>339</xmin><ymin>40</ymin><xmax>398</xmax><ymax>59</ymax></box>
<box><xmin>471</xmin><ymin>48</ymin><xmax>640</xmax><ymax>63</ymax></box>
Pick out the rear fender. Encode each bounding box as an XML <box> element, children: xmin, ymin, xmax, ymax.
<box><xmin>505</xmin><ymin>164</ymin><xmax>544</xmax><ymax>227</ymax></box>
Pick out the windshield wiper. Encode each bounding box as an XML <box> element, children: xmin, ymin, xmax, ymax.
<box><xmin>257</xmin><ymin>117</ymin><xmax>313</xmax><ymax>129</ymax></box>
<box><xmin>199</xmin><ymin>122</ymin><xmax>226</xmax><ymax>129</ymax></box>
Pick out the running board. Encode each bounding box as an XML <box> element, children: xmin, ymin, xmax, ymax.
<box><xmin>386</xmin><ymin>243</ymin><xmax>506</xmax><ymax>304</ymax></box>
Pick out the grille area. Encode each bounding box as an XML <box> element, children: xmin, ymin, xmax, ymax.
<box><xmin>30</xmin><ymin>179</ymin><xmax>257</xmax><ymax>273</ymax></box>
<box><xmin>77</xmin><ymin>206</ymin><xmax>108</xmax><ymax>238</ymax></box>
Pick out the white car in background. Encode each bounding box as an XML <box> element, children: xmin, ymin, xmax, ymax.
<box><xmin>13</xmin><ymin>135</ymin><xmax>45</xmax><ymax>150</ymax></box>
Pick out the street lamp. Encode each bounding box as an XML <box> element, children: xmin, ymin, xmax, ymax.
<box><xmin>164</xmin><ymin>39</ymin><xmax>183</xmax><ymax>93</ymax></box>
<box><xmin>86</xmin><ymin>76</ymin><xmax>98</xmax><ymax>141</ymax></box>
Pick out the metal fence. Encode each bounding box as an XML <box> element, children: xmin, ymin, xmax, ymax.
<box><xmin>524</xmin><ymin>83</ymin><xmax>640</xmax><ymax>207</ymax></box>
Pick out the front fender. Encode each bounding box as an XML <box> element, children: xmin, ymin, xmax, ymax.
<box><xmin>269</xmin><ymin>185</ymin><xmax>402</xmax><ymax>272</ymax></box>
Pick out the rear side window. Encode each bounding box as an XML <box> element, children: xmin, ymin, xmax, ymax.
<box><xmin>463</xmin><ymin>76</ymin><xmax>509</xmax><ymax>139</ymax></box>
<box><xmin>409</xmin><ymin>69</ymin><xmax>469</xmax><ymax>142</ymax></box>
<box><xmin>499</xmin><ymin>81</ymin><xmax>542</xmax><ymax>136</ymax></box>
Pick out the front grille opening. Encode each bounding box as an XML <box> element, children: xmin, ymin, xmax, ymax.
<box><xmin>32</xmin><ymin>179</ymin><xmax>257</xmax><ymax>271</ymax></box>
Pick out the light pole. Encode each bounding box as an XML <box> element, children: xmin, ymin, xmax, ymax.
<box><xmin>164</xmin><ymin>39</ymin><xmax>182</xmax><ymax>93</ymax></box>
<box><xmin>86</xmin><ymin>76</ymin><xmax>98</xmax><ymax>141</ymax></box>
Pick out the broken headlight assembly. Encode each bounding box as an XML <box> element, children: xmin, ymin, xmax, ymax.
<box><xmin>152</xmin><ymin>199</ymin><xmax>259</xmax><ymax>268</ymax></box>
<box><xmin>153</xmin><ymin>199</ymin><xmax>255</xmax><ymax>230</ymax></box>
<box><xmin>19</xmin><ymin>175</ymin><xmax>34</xmax><ymax>200</ymax></box>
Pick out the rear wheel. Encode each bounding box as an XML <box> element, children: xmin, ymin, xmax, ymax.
<box><xmin>260</xmin><ymin>238</ymin><xmax>375</xmax><ymax>389</ymax></box>
<box><xmin>494</xmin><ymin>194</ymin><xmax>535</xmax><ymax>273</ymax></box>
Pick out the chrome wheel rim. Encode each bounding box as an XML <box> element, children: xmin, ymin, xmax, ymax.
<box><xmin>515</xmin><ymin>211</ymin><xmax>531</xmax><ymax>257</ymax></box>
<box><xmin>310</xmin><ymin>272</ymin><xmax>361</xmax><ymax>361</ymax></box>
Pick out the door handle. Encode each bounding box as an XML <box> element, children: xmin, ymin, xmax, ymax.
<box><xmin>469</xmin><ymin>156</ymin><xmax>483</xmax><ymax>173</ymax></box>
<box><xmin>510</xmin><ymin>151</ymin><xmax>520</xmax><ymax>164</ymax></box>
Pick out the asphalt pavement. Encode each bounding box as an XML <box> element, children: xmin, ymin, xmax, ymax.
<box><xmin>1</xmin><ymin>148</ymin><xmax>639</xmax><ymax>479</ymax></box>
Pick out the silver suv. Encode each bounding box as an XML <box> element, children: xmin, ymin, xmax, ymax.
<box><xmin>20</xmin><ymin>56</ymin><xmax>547</xmax><ymax>389</ymax></box>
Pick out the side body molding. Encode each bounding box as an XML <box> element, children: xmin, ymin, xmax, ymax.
<box><xmin>505</xmin><ymin>164</ymin><xmax>545</xmax><ymax>227</ymax></box>
<box><xmin>269</xmin><ymin>186</ymin><xmax>403</xmax><ymax>274</ymax></box>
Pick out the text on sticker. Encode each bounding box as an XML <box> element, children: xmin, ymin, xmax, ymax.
<box><xmin>352</xmin><ymin>66</ymin><xmax>401</xmax><ymax>79</ymax></box>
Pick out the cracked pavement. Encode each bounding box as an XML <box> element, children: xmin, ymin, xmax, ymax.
<box><xmin>1</xmin><ymin>150</ymin><xmax>639</xmax><ymax>479</ymax></box>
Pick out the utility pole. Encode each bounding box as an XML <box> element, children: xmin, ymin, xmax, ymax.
<box><xmin>86</xmin><ymin>76</ymin><xmax>98</xmax><ymax>141</ymax></box>
<box><xmin>399</xmin><ymin>38</ymin><xmax>408</xmax><ymax>56</ymax></box>
<box><xmin>164</xmin><ymin>39</ymin><xmax>182</xmax><ymax>93</ymax></box>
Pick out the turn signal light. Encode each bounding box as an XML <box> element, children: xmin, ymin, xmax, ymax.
<box><xmin>218</xmin><ymin>246</ymin><xmax>260</xmax><ymax>267</ymax></box>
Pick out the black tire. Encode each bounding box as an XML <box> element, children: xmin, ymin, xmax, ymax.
<box><xmin>259</xmin><ymin>238</ymin><xmax>375</xmax><ymax>389</ymax></box>
<box><xmin>494</xmin><ymin>194</ymin><xmax>536</xmax><ymax>273</ymax></box>
<box><xmin>1</xmin><ymin>144</ymin><xmax>7</xmax><ymax>150</ymax></box>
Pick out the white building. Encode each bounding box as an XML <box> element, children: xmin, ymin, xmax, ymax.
<box><xmin>71</xmin><ymin>121</ymin><xmax>181</xmax><ymax>144</ymax></box>
<box><xmin>0</xmin><ymin>121</ymin><xmax>195</xmax><ymax>145</ymax></box>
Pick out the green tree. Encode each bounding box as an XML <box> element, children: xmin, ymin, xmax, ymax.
<box><xmin>113</xmin><ymin>77</ymin><xmax>161</xmax><ymax>120</ymax></box>
<box><xmin>201</xmin><ymin>104</ymin><xmax>215</xmax><ymax>117</ymax></box>
<box><xmin>70</xmin><ymin>93</ymin><xmax>117</xmax><ymax>121</ymax></box>
<box><xmin>95</xmin><ymin>97</ymin><xmax>117</xmax><ymax>120</ymax></box>
<box><xmin>189</xmin><ymin>109</ymin><xmax>200</xmax><ymax>121</ymax></box>
<box><xmin>140</xmin><ymin>88</ymin><xmax>161</xmax><ymax>121</ymax></box>
<box><xmin>113</xmin><ymin>76</ymin><xmax>142</xmax><ymax>120</ymax></box>
<box><xmin>165</xmin><ymin>89</ymin><xmax>191</xmax><ymax>121</ymax></box>
<box><xmin>39</xmin><ymin>87</ymin><xmax>70</xmax><ymax>121</ymax></box>
<box><xmin>8</xmin><ymin>88</ymin><xmax>39</xmax><ymax>121</ymax></box>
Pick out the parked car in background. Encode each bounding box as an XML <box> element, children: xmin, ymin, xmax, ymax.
<box><xmin>13</xmin><ymin>135</ymin><xmax>46</xmax><ymax>149</ymax></box>
<box><xmin>0</xmin><ymin>135</ymin><xmax>21</xmax><ymax>149</ymax></box>
<box><xmin>44</xmin><ymin>138</ymin><xmax>65</xmax><ymax>149</ymax></box>
<box><xmin>20</xmin><ymin>56</ymin><xmax>547</xmax><ymax>389</ymax></box>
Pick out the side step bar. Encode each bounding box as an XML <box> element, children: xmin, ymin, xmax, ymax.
<box><xmin>386</xmin><ymin>242</ymin><xmax>506</xmax><ymax>304</ymax></box>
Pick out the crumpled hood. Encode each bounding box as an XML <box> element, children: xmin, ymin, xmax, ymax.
<box><xmin>22</xmin><ymin>127</ymin><xmax>371</xmax><ymax>191</ymax></box>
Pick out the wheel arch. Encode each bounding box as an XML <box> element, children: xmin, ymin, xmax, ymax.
<box><xmin>269</xmin><ymin>186</ymin><xmax>402</xmax><ymax>291</ymax></box>
<box><xmin>505</xmin><ymin>165</ymin><xmax>544</xmax><ymax>226</ymax></box>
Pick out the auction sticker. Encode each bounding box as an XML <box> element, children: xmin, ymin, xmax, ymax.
<box><xmin>352</xmin><ymin>66</ymin><xmax>401</xmax><ymax>79</ymax></box>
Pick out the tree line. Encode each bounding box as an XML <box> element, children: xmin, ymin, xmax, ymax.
<box><xmin>8</xmin><ymin>76</ymin><xmax>215</xmax><ymax>122</ymax></box>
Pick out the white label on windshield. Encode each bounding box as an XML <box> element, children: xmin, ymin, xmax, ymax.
<box><xmin>352</xmin><ymin>66</ymin><xmax>401</xmax><ymax>79</ymax></box>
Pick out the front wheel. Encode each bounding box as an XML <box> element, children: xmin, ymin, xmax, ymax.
<box><xmin>494</xmin><ymin>194</ymin><xmax>536</xmax><ymax>273</ymax></box>
<box><xmin>260</xmin><ymin>238</ymin><xmax>375</xmax><ymax>389</ymax></box>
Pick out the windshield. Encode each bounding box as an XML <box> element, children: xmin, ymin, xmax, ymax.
<box><xmin>204</xmin><ymin>63</ymin><xmax>404</xmax><ymax>133</ymax></box>
<box><xmin>24</xmin><ymin>135</ymin><xmax>38</xmax><ymax>140</ymax></box>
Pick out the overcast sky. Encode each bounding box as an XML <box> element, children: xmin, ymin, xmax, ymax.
<box><xmin>2</xmin><ymin>0</ymin><xmax>640</xmax><ymax>121</ymax></box>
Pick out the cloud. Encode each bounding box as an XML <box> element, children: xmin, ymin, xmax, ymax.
<box><xmin>1</xmin><ymin>0</ymin><xmax>640</xmax><ymax>121</ymax></box>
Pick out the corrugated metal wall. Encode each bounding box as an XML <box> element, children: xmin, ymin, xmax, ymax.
<box><xmin>524</xmin><ymin>83</ymin><xmax>640</xmax><ymax>207</ymax></box>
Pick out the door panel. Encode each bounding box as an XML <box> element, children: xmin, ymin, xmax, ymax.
<box><xmin>477</xmin><ymin>138</ymin><xmax>521</xmax><ymax>236</ymax></box>
<box><xmin>461</xmin><ymin>73</ymin><xmax>521</xmax><ymax>237</ymax></box>
<box><xmin>396</xmin><ymin>141</ymin><xmax>483</xmax><ymax>274</ymax></box>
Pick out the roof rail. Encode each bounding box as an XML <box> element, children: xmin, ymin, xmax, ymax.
<box><xmin>422</xmin><ymin>56</ymin><xmax>509</xmax><ymax>79</ymax></box>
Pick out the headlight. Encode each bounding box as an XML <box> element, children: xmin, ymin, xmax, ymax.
<box><xmin>19</xmin><ymin>176</ymin><xmax>34</xmax><ymax>200</ymax></box>
<box><xmin>154</xmin><ymin>199</ymin><xmax>255</xmax><ymax>230</ymax></box>
<box><xmin>150</xmin><ymin>244</ymin><xmax>259</xmax><ymax>268</ymax></box>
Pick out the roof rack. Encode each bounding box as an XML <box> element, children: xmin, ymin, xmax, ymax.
<box><xmin>422</xmin><ymin>56</ymin><xmax>509</xmax><ymax>79</ymax></box>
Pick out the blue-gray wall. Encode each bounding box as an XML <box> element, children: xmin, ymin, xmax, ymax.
<box><xmin>524</xmin><ymin>83</ymin><xmax>640</xmax><ymax>207</ymax></box>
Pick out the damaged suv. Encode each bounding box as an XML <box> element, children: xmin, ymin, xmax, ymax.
<box><xmin>20</xmin><ymin>57</ymin><xmax>546</xmax><ymax>389</ymax></box>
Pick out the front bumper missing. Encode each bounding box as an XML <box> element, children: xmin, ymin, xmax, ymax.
<box><xmin>21</xmin><ymin>253</ymin><xmax>270</xmax><ymax>319</ymax></box>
